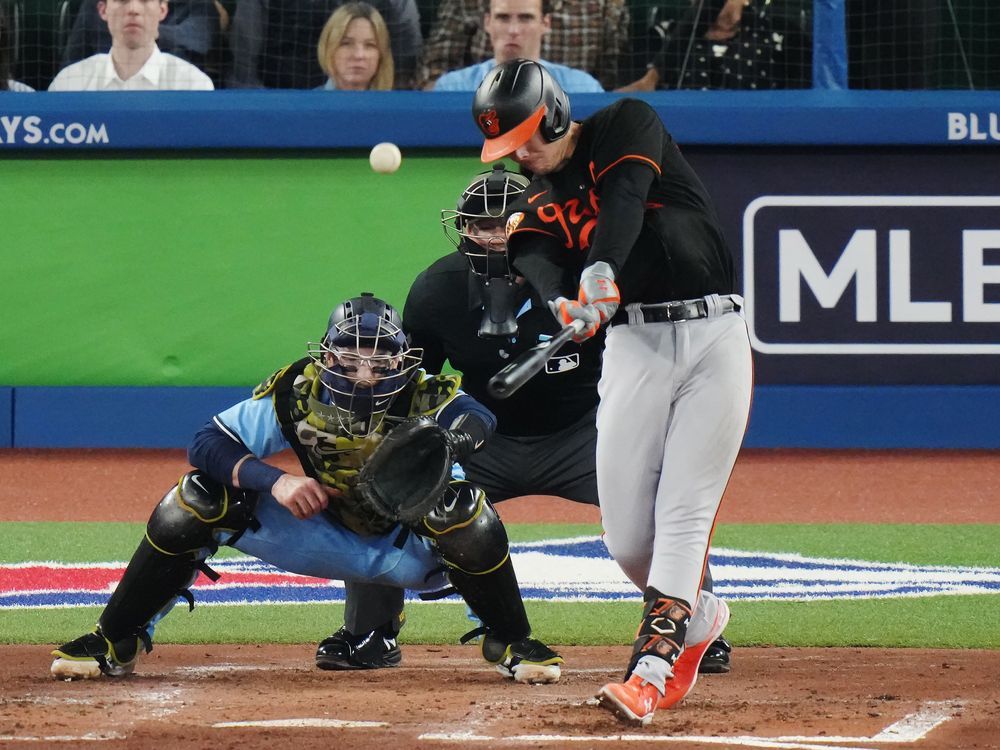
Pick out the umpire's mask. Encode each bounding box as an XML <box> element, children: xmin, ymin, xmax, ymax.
<box><xmin>441</xmin><ymin>165</ymin><xmax>530</xmax><ymax>338</ymax></box>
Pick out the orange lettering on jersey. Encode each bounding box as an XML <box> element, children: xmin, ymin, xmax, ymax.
<box><xmin>537</xmin><ymin>203</ymin><xmax>574</xmax><ymax>249</ymax></box>
<box><xmin>579</xmin><ymin>219</ymin><xmax>597</xmax><ymax>250</ymax></box>
<box><xmin>535</xmin><ymin>188</ymin><xmax>601</xmax><ymax>251</ymax></box>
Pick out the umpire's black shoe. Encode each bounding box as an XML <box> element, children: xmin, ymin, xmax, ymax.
<box><xmin>698</xmin><ymin>636</ymin><xmax>732</xmax><ymax>674</ymax></box>
<box><xmin>315</xmin><ymin>622</ymin><xmax>402</xmax><ymax>670</ymax></box>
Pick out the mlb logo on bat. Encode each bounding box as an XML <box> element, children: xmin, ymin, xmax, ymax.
<box><xmin>743</xmin><ymin>196</ymin><xmax>1000</xmax><ymax>354</ymax></box>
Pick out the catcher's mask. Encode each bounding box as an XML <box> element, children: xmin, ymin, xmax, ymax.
<box><xmin>472</xmin><ymin>59</ymin><xmax>571</xmax><ymax>163</ymax></box>
<box><xmin>308</xmin><ymin>293</ymin><xmax>422</xmax><ymax>437</ymax></box>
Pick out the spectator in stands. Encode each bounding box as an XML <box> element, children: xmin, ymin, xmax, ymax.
<box><xmin>431</xmin><ymin>0</ymin><xmax>603</xmax><ymax>91</ymax></box>
<box><xmin>49</xmin><ymin>0</ymin><xmax>214</xmax><ymax>90</ymax></box>
<box><xmin>228</xmin><ymin>0</ymin><xmax>421</xmax><ymax>89</ymax></box>
<box><xmin>1</xmin><ymin>2</ymin><xmax>34</xmax><ymax>90</ymax></box>
<box><xmin>61</xmin><ymin>0</ymin><xmax>223</xmax><ymax>84</ymax></box>
<box><xmin>317</xmin><ymin>2</ymin><xmax>394</xmax><ymax>89</ymax></box>
<box><xmin>620</xmin><ymin>0</ymin><xmax>810</xmax><ymax>91</ymax></box>
<box><xmin>418</xmin><ymin>0</ymin><xmax>626</xmax><ymax>90</ymax></box>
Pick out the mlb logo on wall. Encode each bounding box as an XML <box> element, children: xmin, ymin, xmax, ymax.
<box><xmin>743</xmin><ymin>196</ymin><xmax>1000</xmax><ymax>354</ymax></box>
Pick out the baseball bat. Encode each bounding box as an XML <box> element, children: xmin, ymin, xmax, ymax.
<box><xmin>487</xmin><ymin>319</ymin><xmax>587</xmax><ymax>399</ymax></box>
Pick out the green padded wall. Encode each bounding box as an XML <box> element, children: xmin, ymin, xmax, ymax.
<box><xmin>1</xmin><ymin>152</ymin><xmax>484</xmax><ymax>386</ymax></box>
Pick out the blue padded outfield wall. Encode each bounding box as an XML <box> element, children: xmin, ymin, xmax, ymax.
<box><xmin>1</xmin><ymin>88</ymin><xmax>999</xmax><ymax>449</ymax></box>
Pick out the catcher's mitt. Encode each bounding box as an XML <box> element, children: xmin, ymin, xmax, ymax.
<box><xmin>356</xmin><ymin>416</ymin><xmax>452</xmax><ymax>524</ymax></box>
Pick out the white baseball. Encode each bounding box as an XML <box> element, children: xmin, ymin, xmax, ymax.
<box><xmin>369</xmin><ymin>142</ymin><xmax>402</xmax><ymax>174</ymax></box>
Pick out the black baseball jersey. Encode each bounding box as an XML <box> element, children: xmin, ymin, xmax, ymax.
<box><xmin>507</xmin><ymin>98</ymin><xmax>736</xmax><ymax>305</ymax></box>
<box><xmin>403</xmin><ymin>252</ymin><xmax>602</xmax><ymax>436</ymax></box>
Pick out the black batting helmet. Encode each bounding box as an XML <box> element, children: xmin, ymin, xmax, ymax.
<box><xmin>472</xmin><ymin>59</ymin><xmax>571</xmax><ymax>163</ymax></box>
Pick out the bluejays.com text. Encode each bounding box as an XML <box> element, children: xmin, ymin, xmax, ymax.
<box><xmin>0</xmin><ymin>115</ymin><xmax>109</xmax><ymax>145</ymax></box>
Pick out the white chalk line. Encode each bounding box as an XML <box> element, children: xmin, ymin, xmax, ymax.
<box><xmin>764</xmin><ymin>700</ymin><xmax>965</xmax><ymax>744</ymax></box>
<box><xmin>0</xmin><ymin>687</ymin><xmax>185</xmax><ymax>743</ymax></box>
<box><xmin>6</xmin><ymin>688</ymin><xmax>960</xmax><ymax>745</ymax></box>
<box><xmin>871</xmin><ymin>700</ymin><xmax>963</xmax><ymax>741</ymax></box>
<box><xmin>0</xmin><ymin>732</ymin><xmax>126</xmax><ymax>742</ymax></box>
<box><xmin>175</xmin><ymin>663</ymin><xmax>282</xmax><ymax>675</ymax></box>
<box><xmin>214</xmin><ymin>718</ymin><xmax>388</xmax><ymax>729</ymax></box>
<box><xmin>419</xmin><ymin>735</ymin><xmax>869</xmax><ymax>750</ymax></box>
<box><xmin>417</xmin><ymin>700</ymin><xmax>961</xmax><ymax>747</ymax></box>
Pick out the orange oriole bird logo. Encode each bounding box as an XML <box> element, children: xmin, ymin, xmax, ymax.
<box><xmin>479</xmin><ymin>109</ymin><xmax>500</xmax><ymax>136</ymax></box>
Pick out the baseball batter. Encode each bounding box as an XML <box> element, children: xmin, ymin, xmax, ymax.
<box><xmin>472</xmin><ymin>60</ymin><xmax>753</xmax><ymax>724</ymax></box>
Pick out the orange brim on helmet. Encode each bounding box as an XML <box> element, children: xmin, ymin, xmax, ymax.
<box><xmin>480</xmin><ymin>104</ymin><xmax>546</xmax><ymax>162</ymax></box>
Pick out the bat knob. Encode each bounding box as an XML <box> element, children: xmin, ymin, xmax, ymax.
<box><xmin>487</xmin><ymin>375</ymin><xmax>510</xmax><ymax>399</ymax></box>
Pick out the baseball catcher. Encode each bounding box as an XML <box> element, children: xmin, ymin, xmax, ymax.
<box><xmin>50</xmin><ymin>293</ymin><xmax>563</xmax><ymax>685</ymax></box>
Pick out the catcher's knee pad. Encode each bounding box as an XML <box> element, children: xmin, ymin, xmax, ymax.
<box><xmin>421</xmin><ymin>480</ymin><xmax>508</xmax><ymax>574</ymax></box>
<box><xmin>147</xmin><ymin>471</ymin><xmax>258</xmax><ymax>556</ymax></box>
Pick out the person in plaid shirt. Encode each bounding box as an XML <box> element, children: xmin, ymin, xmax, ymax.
<box><xmin>417</xmin><ymin>0</ymin><xmax>627</xmax><ymax>90</ymax></box>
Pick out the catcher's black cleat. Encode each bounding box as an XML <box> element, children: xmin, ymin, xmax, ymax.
<box><xmin>698</xmin><ymin>636</ymin><xmax>732</xmax><ymax>674</ymax></box>
<box><xmin>50</xmin><ymin>630</ymin><xmax>144</xmax><ymax>680</ymax></box>
<box><xmin>482</xmin><ymin>634</ymin><xmax>563</xmax><ymax>684</ymax></box>
<box><xmin>315</xmin><ymin>623</ymin><xmax>402</xmax><ymax>670</ymax></box>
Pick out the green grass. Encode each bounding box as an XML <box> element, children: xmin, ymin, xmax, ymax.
<box><xmin>2</xmin><ymin>522</ymin><xmax>998</xmax><ymax>649</ymax></box>
<box><xmin>713</xmin><ymin>524</ymin><xmax>1000</xmax><ymax>568</ymax></box>
<box><xmin>6</xmin><ymin>597</ymin><xmax>999</xmax><ymax>649</ymax></box>
<box><xmin>4</xmin><ymin>522</ymin><xmax>999</xmax><ymax>566</ymax></box>
<box><xmin>0</xmin><ymin>522</ymin><xmax>605</xmax><ymax>562</ymax></box>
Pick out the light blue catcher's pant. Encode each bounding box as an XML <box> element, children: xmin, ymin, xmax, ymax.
<box><xmin>145</xmin><ymin>494</ymin><xmax>449</xmax><ymax>640</ymax></box>
<box><xmin>232</xmin><ymin>494</ymin><xmax>449</xmax><ymax>590</ymax></box>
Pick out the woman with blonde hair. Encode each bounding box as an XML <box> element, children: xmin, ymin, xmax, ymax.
<box><xmin>317</xmin><ymin>2</ymin><xmax>395</xmax><ymax>90</ymax></box>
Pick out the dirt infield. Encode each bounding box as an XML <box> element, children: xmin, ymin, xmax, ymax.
<box><xmin>3</xmin><ymin>448</ymin><xmax>999</xmax><ymax>524</ymax></box>
<box><xmin>4</xmin><ymin>646</ymin><xmax>1000</xmax><ymax>749</ymax></box>
<box><xmin>2</xmin><ymin>448</ymin><xmax>999</xmax><ymax>748</ymax></box>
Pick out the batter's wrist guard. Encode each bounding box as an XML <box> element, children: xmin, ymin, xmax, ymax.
<box><xmin>625</xmin><ymin>588</ymin><xmax>691</xmax><ymax>679</ymax></box>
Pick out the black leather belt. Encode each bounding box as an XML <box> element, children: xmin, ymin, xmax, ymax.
<box><xmin>609</xmin><ymin>296</ymin><xmax>740</xmax><ymax>327</ymax></box>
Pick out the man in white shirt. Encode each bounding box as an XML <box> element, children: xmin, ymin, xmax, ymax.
<box><xmin>49</xmin><ymin>0</ymin><xmax>213</xmax><ymax>91</ymax></box>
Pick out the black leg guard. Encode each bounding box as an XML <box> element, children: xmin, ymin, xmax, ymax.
<box><xmin>625</xmin><ymin>587</ymin><xmax>692</xmax><ymax>679</ymax></box>
<box><xmin>98</xmin><ymin>536</ymin><xmax>200</xmax><ymax>643</ymax></box>
<box><xmin>447</xmin><ymin>556</ymin><xmax>530</xmax><ymax>644</ymax></box>
<box><xmin>421</xmin><ymin>481</ymin><xmax>530</xmax><ymax>644</ymax></box>
<box><xmin>99</xmin><ymin>471</ymin><xmax>257</xmax><ymax>643</ymax></box>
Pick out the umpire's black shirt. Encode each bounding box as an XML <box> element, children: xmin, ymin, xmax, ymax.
<box><xmin>403</xmin><ymin>251</ymin><xmax>602</xmax><ymax>436</ymax></box>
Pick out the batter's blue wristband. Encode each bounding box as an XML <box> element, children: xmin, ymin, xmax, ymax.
<box><xmin>237</xmin><ymin>458</ymin><xmax>286</xmax><ymax>494</ymax></box>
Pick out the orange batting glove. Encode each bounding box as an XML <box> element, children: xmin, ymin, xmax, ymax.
<box><xmin>578</xmin><ymin>261</ymin><xmax>620</xmax><ymax>324</ymax></box>
<box><xmin>548</xmin><ymin>296</ymin><xmax>600</xmax><ymax>342</ymax></box>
